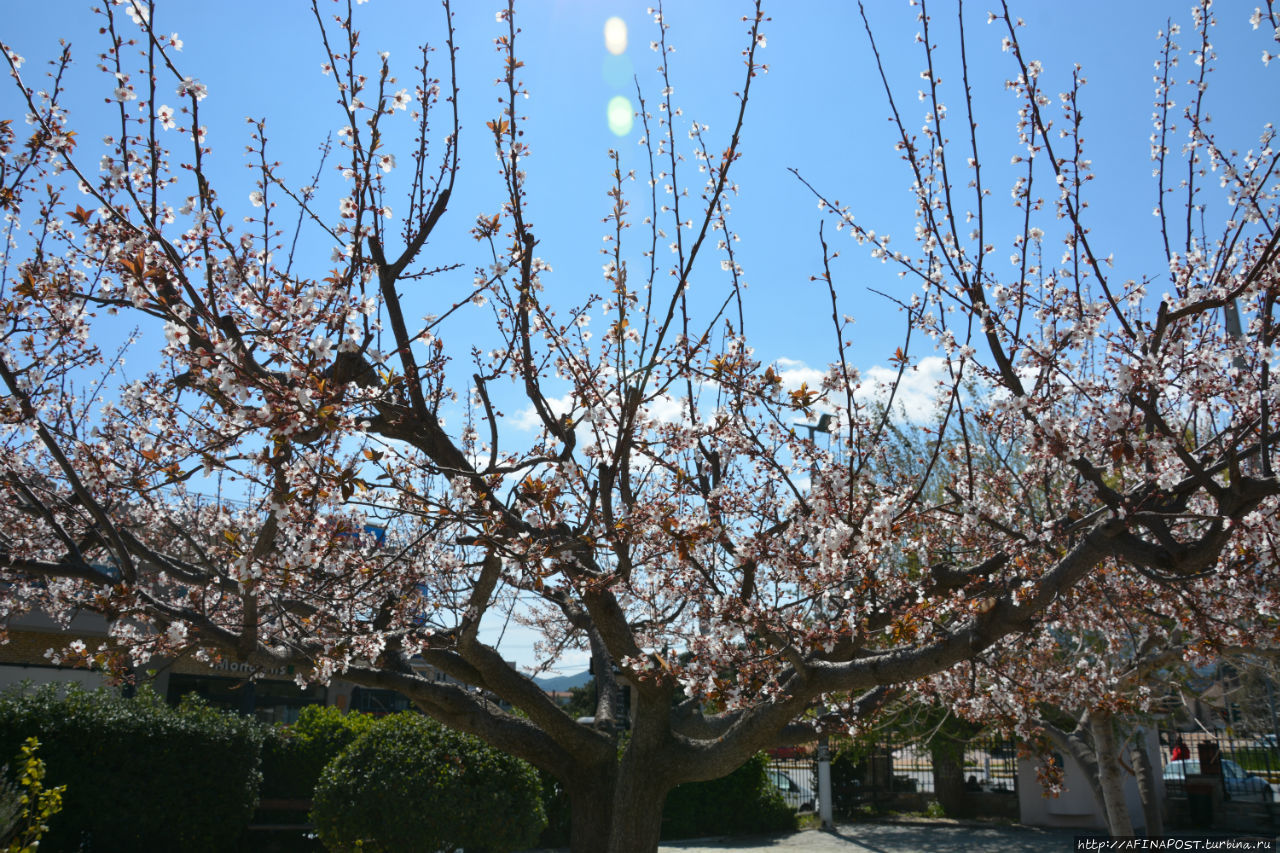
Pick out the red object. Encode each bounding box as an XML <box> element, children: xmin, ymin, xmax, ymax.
<box><xmin>767</xmin><ymin>746</ymin><xmax>809</xmax><ymax>760</ymax></box>
<box><xmin>1171</xmin><ymin>741</ymin><xmax>1190</xmax><ymax>761</ymax></box>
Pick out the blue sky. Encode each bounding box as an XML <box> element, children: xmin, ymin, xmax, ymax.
<box><xmin>3</xmin><ymin>1</ymin><xmax>1276</xmax><ymax>674</ymax></box>
<box><xmin>6</xmin><ymin>1</ymin><xmax>1273</xmax><ymax>376</ymax></box>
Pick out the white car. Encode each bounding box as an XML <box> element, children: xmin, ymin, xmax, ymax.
<box><xmin>767</xmin><ymin>769</ymin><xmax>815</xmax><ymax>811</ymax></box>
<box><xmin>1163</xmin><ymin>759</ymin><xmax>1273</xmax><ymax>801</ymax></box>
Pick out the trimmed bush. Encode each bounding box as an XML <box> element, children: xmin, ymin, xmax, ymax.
<box><xmin>661</xmin><ymin>752</ymin><xmax>798</xmax><ymax>839</ymax></box>
<box><xmin>312</xmin><ymin>713</ymin><xmax>545</xmax><ymax>853</ymax></box>
<box><xmin>0</xmin><ymin>683</ymin><xmax>262</xmax><ymax>852</ymax></box>
<box><xmin>259</xmin><ymin>705</ymin><xmax>375</xmax><ymax>801</ymax></box>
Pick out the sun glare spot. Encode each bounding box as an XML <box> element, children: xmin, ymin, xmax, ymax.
<box><xmin>604</xmin><ymin>17</ymin><xmax>628</xmax><ymax>55</ymax></box>
<box><xmin>607</xmin><ymin>95</ymin><xmax>634</xmax><ymax>136</ymax></box>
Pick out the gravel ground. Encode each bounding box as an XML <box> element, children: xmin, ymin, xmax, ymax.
<box><xmin>656</xmin><ymin>819</ymin><xmax>1083</xmax><ymax>852</ymax></box>
<box><xmin>530</xmin><ymin>817</ymin><xmax>1277</xmax><ymax>852</ymax></box>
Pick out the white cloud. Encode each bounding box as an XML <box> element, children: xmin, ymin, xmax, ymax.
<box><xmin>860</xmin><ymin>355</ymin><xmax>952</xmax><ymax>422</ymax></box>
<box><xmin>510</xmin><ymin>372</ymin><xmax>690</xmax><ymax>434</ymax></box>
<box><xmin>512</xmin><ymin>390</ymin><xmax>575</xmax><ymax>431</ymax></box>
<box><xmin>509</xmin><ymin>355</ymin><xmax>956</xmax><ymax>437</ymax></box>
<box><xmin>642</xmin><ymin>391</ymin><xmax>688</xmax><ymax>424</ymax></box>
<box><xmin>773</xmin><ymin>356</ymin><xmax>827</xmax><ymax>391</ymax></box>
<box><xmin>773</xmin><ymin>355</ymin><xmax>953</xmax><ymax>424</ymax></box>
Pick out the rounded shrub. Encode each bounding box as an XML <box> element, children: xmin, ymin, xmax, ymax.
<box><xmin>312</xmin><ymin>712</ymin><xmax>545</xmax><ymax>853</ymax></box>
<box><xmin>0</xmin><ymin>683</ymin><xmax>262</xmax><ymax>852</ymax></box>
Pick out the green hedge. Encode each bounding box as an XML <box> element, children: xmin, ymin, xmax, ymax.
<box><xmin>661</xmin><ymin>752</ymin><xmax>798</xmax><ymax>839</ymax></box>
<box><xmin>313</xmin><ymin>713</ymin><xmax>545</xmax><ymax>853</ymax></box>
<box><xmin>0</xmin><ymin>683</ymin><xmax>262</xmax><ymax>852</ymax></box>
<box><xmin>535</xmin><ymin>768</ymin><xmax>573</xmax><ymax>848</ymax></box>
<box><xmin>259</xmin><ymin>704</ymin><xmax>374</xmax><ymax>801</ymax></box>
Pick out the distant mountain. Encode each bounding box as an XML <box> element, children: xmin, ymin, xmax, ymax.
<box><xmin>534</xmin><ymin>670</ymin><xmax>592</xmax><ymax>692</ymax></box>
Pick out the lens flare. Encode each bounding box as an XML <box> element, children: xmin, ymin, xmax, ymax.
<box><xmin>607</xmin><ymin>95</ymin><xmax>634</xmax><ymax>136</ymax></box>
<box><xmin>604</xmin><ymin>17</ymin><xmax>628</xmax><ymax>56</ymax></box>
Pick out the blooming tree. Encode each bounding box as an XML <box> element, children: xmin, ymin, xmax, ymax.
<box><xmin>891</xmin><ymin>2</ymin><xmax>1280</xmax><ymax>835</ymax></box>
<box><xmin>868</xmin><ymin>382</ymin><xmax>1276</xmax><ymax>836</ymax></box>
<box><xmin>930</xmin><ymin>564</ymin><xmax>1273</xmax><ymax>836</ymax></box>
<box><xmin>1</xmin><ymin>1</ymin><xmax>1277</xmax><ymax>850</ymax></box>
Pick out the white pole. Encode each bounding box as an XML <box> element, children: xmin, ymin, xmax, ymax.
<box><xmin>817</xmin><ymin>733</ymin><xmax>834</xmax><ymax>829</ymax></box>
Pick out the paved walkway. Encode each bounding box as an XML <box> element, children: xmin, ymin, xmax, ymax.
<box><xmin>531</xmin><ymin>819</ymin><xmax>1278</xmax><ymax>852</ymax></box>
<box><xmin>658</xmin><ymin>820</ymin><xmax>1081</xmax><ymax>852</ymax></box>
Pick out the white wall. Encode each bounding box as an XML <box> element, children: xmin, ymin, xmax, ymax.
<box><xmin>1018</xmin><ymin>727</ymin><xmax>1162</xmax><ymax>834</ymax></box>
<box><xmin>0</xmin><ymin>664</ymin><xmax>108</xmax><ymax>693</ymax></box>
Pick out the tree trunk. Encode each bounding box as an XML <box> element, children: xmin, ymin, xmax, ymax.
<box><xmin>1047</xmin><ymin>723</ymin><xmax>1108</xmax><ymax>819</ymax></box>
<box><xmin>605</xmin><ymin>769</ymin><xmax>671</xmax><ymax>853</ymax></box>
<box><xmin>565</xmin><ymin>773</ymin><xmax>617</xmax><ymax>853</ymax></box>
<box><xmin>1131</xmin><ymin>732</ymin><xmax>1164</xmax><ymax>838</ymax></box>
<box><xmin>1089</xmin><ymin>710</ymin><xmax>1135</xmax><ymax>836</ymax></box>
<box><xmin>930</xmin><ymin>736</ymin><xmax>972</xmax><ymax>818</ymax></box>
<box><xmin>563</xmin><ymin>757</ymin><xmax>674</xmax><ymax>853</ymax></box>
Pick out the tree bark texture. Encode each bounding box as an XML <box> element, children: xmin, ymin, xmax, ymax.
<box><xmin>603</xmin><ymin>770</ymin><xmax>671</xmax><ymax>853</ymax></box>
<box><xmin>1090</xmin><ymin>710</ymin><xmax>1135</xmax><ymax>836</ymax></box>
<box><xmin>1131</xmin><ymin>732</ymin><xmax>1165</xmax><ymax>838</ymax></box>
<box><xmin>930</xmin><ymin>736</ymin><xmax>973</xmax><ymax>818</ymax></box>
<box><xmin>565</xmin><ymin>768</ymin><xmax>618</xmax><ymax>853</ymax></box>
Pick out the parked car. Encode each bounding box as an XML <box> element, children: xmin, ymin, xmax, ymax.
<box><xmin>767</xmin><ymin>769</ymin><xmax>815</xmax><ymax>811</ymax></box>
<box><xmin>1163</xmin><ymin>759</ymin><xmax>1273</xmax><ymax>801</ymax></box>
<box><xmin>767</xmin><ymin>745</ymin><xmax>810</xmax><ymax>760</ymax></box>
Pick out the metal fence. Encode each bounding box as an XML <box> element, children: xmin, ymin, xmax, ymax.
<box><xmin>887</xmin><ymin>735</ymin><xmax>1018</xmax><ymax>795</ymax></box>
<box><xmin>1158</xmin><ymin>729</ymin><xmax>1279</xmax><ymax>833</ymax></box>
<box><xmin>1160</xmin><ymin>729</ymin><xmax>1280</xmax><ymax>802</ymax></box>
<box><xmin>767</xmin><ymin>727</ymin><xmax>1280</xmax><ymax>828</ymax></box>
<box><xmin>767</xmin><ymin>732</ymin><xmax>1019</xmax><ymax>813</ymax></box>
<box><xmin>767</xmin><ymin>755</ymin><xmax>817</xmax><ymax>811</ymax></box>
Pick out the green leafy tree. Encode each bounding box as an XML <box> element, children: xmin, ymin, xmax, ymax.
<box><xmin>562</xmin><ymin>681</ymin><xmax>597</xmax><ymax>721</ymax></box>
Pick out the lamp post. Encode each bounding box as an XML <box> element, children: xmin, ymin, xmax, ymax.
<box><xmin>797</xmin><ymin>412</ymin><xmax>834</xmax><ymax>443</ymax></box>
<box><xmin>796</xmin><ymin>414</ymin><xmax>835</xmax><ymax>830</ymax></box>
